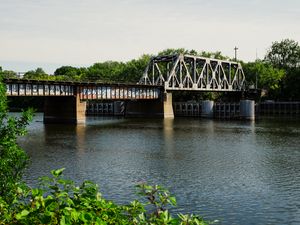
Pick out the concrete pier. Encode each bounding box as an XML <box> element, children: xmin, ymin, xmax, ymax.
<box><xmin>164</xmin><ymin>92</ymin><xmax>174</xmax><ymax>118</ymax></box>
<box><xmin>240</xmin><ymin>100</ymin><xmax>255</xmax><ymax>120</ymax></box>
<box><xmin>44</xmin><ymin>95</ymin><xmax>86</xmax><ymax>124</ymax></box>
<box><xmin>201</xmin><ymin>100</ymin><xmax>214</xmax><ymax>118</ymax></box>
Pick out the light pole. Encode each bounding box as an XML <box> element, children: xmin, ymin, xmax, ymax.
<box><xmin>234</xmin><ymin>46</ymin><xmax>238</xmax><ymax>61</ymax></box>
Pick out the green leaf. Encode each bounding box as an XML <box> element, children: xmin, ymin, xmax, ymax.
<box><xmin>71</xmin><ymin>210</ymin><xmax>80</xmax><ymax>222</ymax></box>
<box><xmin>60</xmin><ymin>215</ymin><xmax>66</xmax><ymax>225</ymax></box>
<box><xmin>51</xmin><ymin>168</ymin><xmax>65</xmax><ymax>177</ymax></box>
<box><xmin>16</xmin><ymin>209</ymin><xmax>30</xmax><ymax>220</ymax></box>
<box><xmin>168</xmin><ymin>196</ymin><xmax>177</xmax><ymax>206</ymax></box>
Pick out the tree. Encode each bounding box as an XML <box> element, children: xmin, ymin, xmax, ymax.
<box><xmin>0</xmin><ymin>78</ymin><xmax>33</xmax><ymax>201</ymax></box>
<box><xmin>157</xmin><ymin>48</ymin><xmax>229</xmax><ymax>60</ymax></box>
<box><xmin>84</xmin><ymin>61</ymin><xmax>126</xmax><ymax>82</ymax></box>
<box><xmin>118</xmin><ymin>54</ymin><xmax>151</xmax><ymax>83</ymax></box>
<box><xmin>265</xmin><ymin>39</ymin><xmax>300</xmax><ymax>69</ymax></box>
<box><xmin>199</xmin><ymin>51</ymin><xmax>229</xmax><ymax>60</ymax></box>
<box><xmin>23</xmin><ymin>68</ymin><xmax>50</xmax><ymax>80</ymax></box>
<box><xmin>243</xmin><ymin>60</ymin><xmax>285</xmax><ymax>99</ymax></box>
<box><xmin>264</xmin><ymin>39</ymin><xmax>300</xmax><ymax>100</ymax></box>
<box><xmin>54</xmin><ymin>66</ymin><xmax>87</xmax><ymax>81</ymax></box>
<box><xmin>282</xmin><ymin>67</ymin><xmax>300</xmax><ymax>100</ymax></box>
<box><xmin>0</xmin><ymin>70</ymin><xmax>18</xmax><ymax>79</ymax></box>
<box><xmin>158</xmin><ymin>48</ymin><xmax>190</xmax><ymax>56</ymax></box>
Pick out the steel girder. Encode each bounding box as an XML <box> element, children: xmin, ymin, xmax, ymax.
<box><xmin>4</xmin><ymin>78</ymin><xmax>162</xmax><ymax>100</ymax></box>
<box><xmin>139</xmin><ymin>54</ymin><xmax>245</xmax><ymax>91</ymax></box>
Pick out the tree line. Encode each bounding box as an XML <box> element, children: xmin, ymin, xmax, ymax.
<box><xmin>1</xmin><ymin>39</ymin><xmax>300</xmax><ymax>100</ymax></box>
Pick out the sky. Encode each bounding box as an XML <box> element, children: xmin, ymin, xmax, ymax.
<box><xmin>0</xmin><ymin>0</ymin><xmax>299</xmax><ymax>74</ymax></box>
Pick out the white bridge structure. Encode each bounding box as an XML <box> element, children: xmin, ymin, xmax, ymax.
<box><xmin>139</xmin><ymin>54</ymin><xmax>245</xmax><ymax>91</ymax></box>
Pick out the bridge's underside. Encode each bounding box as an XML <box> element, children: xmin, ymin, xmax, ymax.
<box><xmin>139</xmin><ymin>54</ymin><xmax>245</xmax><ymax>92</ymax></box>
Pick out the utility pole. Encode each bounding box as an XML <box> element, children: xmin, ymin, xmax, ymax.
<box><xmin>234</xmin><ymin>46</ymin><xmax>238</xmax><ymax>61</ymax></box>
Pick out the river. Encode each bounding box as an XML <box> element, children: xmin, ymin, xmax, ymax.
<box><xmin>18</xmin><ymin>113</ymin><xmax>300</xmax><ymax>225</ymax></box>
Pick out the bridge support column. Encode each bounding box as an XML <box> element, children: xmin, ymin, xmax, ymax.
<box><xmin>163</xmin><ymin>92</ymin><xmax>174</xmax><ymax>118</ymax></box>
<box><xmin>240</xmin><ymin>100</ymin><xmax>255</xmax><ymax>120</ymax></box>
<box><xmin>201</xmin><ymin>100</ymin><xmax>214</xmax><ymax>118</ymax></box>
<box><xmin>44</xmin><ymin>95</ymin><xmax>86</xmax><ymax>124</ymax></box>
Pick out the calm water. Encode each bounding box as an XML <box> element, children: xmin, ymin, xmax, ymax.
<box><xmin>18</xmin><ymin>114</ymin><xmax>300</xmax><ymax>225</ymax></box>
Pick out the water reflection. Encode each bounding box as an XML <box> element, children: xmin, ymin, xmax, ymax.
<box><xmin>76</xmin><ymin>124</ymin><xmax>86</xmax><ymax>155</ymax></box>
<box><xmin>163</xmin><ymin>118</ymin><xmax>174</xmax><ymax>153</ymax></box>
<box><xmin>19</xmin><ymin>114</ymin><xmax>300</xmax><ymax>225</ymax></box>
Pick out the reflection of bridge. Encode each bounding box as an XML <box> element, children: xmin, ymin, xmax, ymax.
<box><xmin>4</xmin><ymin>54</ymin><xmax>252</xmax><ymax>123</ymax></box>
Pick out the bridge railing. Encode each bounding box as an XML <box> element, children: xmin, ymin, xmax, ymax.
<box><xmin>78</xmin><ymin>85</ymin><xmax>160</xmax><ymax>100</ymax></box>
<box><xmin>4</xmin><ymin>78</ymin><xmax>162</xmax><ymax>100</ymax></box>
<box><xmin>6</xmin><ymin>83</ymin><xmax>74</xmax><ymax>96</ymax></box>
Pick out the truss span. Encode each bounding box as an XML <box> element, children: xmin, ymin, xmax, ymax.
<box><xmin>139</xmin><ymin>54</ymin><xmax>245</xmax><ymax>91</ymax></box>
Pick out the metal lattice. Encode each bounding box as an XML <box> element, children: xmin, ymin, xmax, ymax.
<box><xmin>139</xmin><ymin>54</ymin><xmax>245</xmax><ymax>91</ymax></box>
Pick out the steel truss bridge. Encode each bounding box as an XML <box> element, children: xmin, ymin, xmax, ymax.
<box><xmin>139</xmin><ymin>54</ymin><xmax>245</xmax><ymax>91</ymax></box>
<box><xmin>4</xmin><ymin>79</ymin><xmax>162</xmax><ymax>100</ymax></box>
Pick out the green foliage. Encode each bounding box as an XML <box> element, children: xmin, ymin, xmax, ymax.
<box><xmin>23</xmin><ymin>68</ymin><xmax>52</xmax><ymax>80</ymax></box>
<box><xmin>265</xmin><ymin>39</ymin><xmax>300</xmax><ymax>69</ymax></box>
<box><xmin>83</xmin><ymin>54</ymin><xmax>152</xmax><ymax>83</ymax></box>
<box><xmin>242</xmin><ymin>60</ymin><xmax>285</xmax><ymax>98</ymax></box>
<box><xmin>282</xmin><ymin>67</ymin><xmax>300</xmax><ymax>100</ymax></box>
<box><xmin>158</xmin><ymin>48</ymin><xmax>194</xmax><ymax>56</ymax></box>
<box><xmin>84</xmin><ymin>61</ymin><xmax>126</xmax><ymax>82</ymax></box>
<box><xmin>0</xmin><ymin>78</ymin><xmax>33</xmax><ymax>201</ymax></box>
<box><xmin>157</xmin><ymin>48</ymin><xmax>229</xmax><ymax>60</ymax></box>
<box><xmin>118</xmin><ymin>55</ymin><xmax>151</xmax><ymax>83</ymax></box>
<box><xmin>54</xmin><ymin>66</ymin><xmax>87</xmax><ymax>81</ymax></box>
<box><xmin>0</xmin><ymin>70</ymin><xmax>18</xmax><ymax>79</ymax></box>
<box><xmin>0</xmin><ymin>169</ymin><xmax>212</xmax><ymax>225</ymax></box>
<box><xmin>264</xmin><ymin>39</ymin><xmax>300</xmax><ymax>100</ymax></box>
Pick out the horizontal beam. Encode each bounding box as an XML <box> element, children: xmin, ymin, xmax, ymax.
<box><xmin>3</xmin><ymin>78</ymin><xmax>162</xmax><ymax>88</ymax></box>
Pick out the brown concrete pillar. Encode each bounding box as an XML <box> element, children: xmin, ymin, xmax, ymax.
<box><xmin>163</xmin><ymin>92</ymin><xmax>174</xmax><ymax>118</ymax></box>
<box><xmin>44</xmin><ymin>95</ymin><xmax>86</xmax><ymax>124</ymax></box>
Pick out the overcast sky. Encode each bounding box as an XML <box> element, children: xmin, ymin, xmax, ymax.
<box><xmin>0</xmin><ymin>0</ymin><xmax>299</xmax><ymax>73</ymax></box>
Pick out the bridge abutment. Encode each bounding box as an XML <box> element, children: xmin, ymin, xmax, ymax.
<box><xmin>44</xmin><ymin>95</ymin><xmax>86</xmax><ymax>124</ymax></box>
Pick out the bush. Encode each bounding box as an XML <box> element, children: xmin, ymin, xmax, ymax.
<box><xmin>0</xmin><ymin>77</ymin><xmax>33</xmax><ymax>201</ymax></box>
<box><xmin>0</xmin><ymin>169</ymin><xmax>211</xmax><ymax>225</ymax></box>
